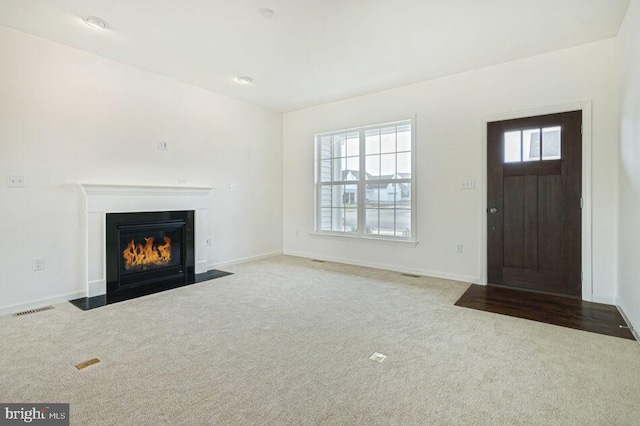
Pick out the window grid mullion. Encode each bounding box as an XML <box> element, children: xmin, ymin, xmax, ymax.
<box><xmin>539</xmin><ymin>128</ymin><xmax>542</xmax><ymax>160</ymax></box>
<box><xmin>520</xmin><ymin>130</ymin><xmax>523</xmax><ymax>162</ymax></box>
<box><xmin>394</xmin><ymin>127</ymin><xmax>398</xmax><ymax>236</ymax></box>
<box><xmin>358</xmin><ymin>128</ymin><xmax>365</xmax><ymax>236</ymax></box>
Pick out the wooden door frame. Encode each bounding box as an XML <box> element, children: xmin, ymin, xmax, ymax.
<box><xmin>480</xmin><ymin>101</ymin><xmax>594</xmax><ymax>302</ymax></box>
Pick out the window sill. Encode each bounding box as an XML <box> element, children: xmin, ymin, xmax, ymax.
<box><xmin>310</xmin><ymin>232</ymin><xmax>418</xmax><ymax>247</ymax></box>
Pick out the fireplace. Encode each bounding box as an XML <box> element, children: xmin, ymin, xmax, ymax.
<box><xmin>106</xmin><ymin>211</ymin><xmax>195</xmax><ymax>295</ymax></box>
<box><xmin>72</xmin><ymin>185</ymin><xmax>231</xmax><ymax>310</ymax></box>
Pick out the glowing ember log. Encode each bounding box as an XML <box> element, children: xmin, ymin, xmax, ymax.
<box><xmin>122</xmin><ymin>236</ymin><xmax>171</xmax><ymax>270</ymax></box>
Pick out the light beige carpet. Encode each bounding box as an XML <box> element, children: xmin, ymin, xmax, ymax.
<box><xmin>1</xmin><ymin>255</ymin><xmax>639</xmax><ymax>425</ymax></box>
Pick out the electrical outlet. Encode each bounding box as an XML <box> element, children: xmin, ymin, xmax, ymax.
<box><xmin>157</xmin><ymin>141</ymin><xmax>168</xmax><ymax>150</ymax></box>
<box><xmin>178</xmin><ymin>178</ymin><xmax>187</xmax><ymax>185</ymax></box>
<box><xmin>229</xmin><ymin>183</ymin><xmax>235</xmax><ymax>192</ymax></box>
<box><xmin>7</xmin><ymin>175</ymin><xmax>26</xmax><ymax>188</ymax></box>
<box><xmin>32</xmin><ymin>257</ymin><xmax>45</xmax><ymax>271</ymax></box>
<box><xmin>455</xmin><ymin>243</ymin><xmax>463</xmax><ymax>253</ymax></box>
<box><xmin>205</xmin><ymin>238</ymin><xmax>212</xmax><ymax>246</ymax></box>
<box><xmin>461</xmin><ymin>179</ymin><xmax>475</xmax><ymax>190</ymax></box>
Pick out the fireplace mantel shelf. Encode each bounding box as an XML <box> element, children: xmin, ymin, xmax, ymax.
<box><xmin>80</xmin><ymin>183</ymin><xmax>213</xmax><ymax>196</ymax></box>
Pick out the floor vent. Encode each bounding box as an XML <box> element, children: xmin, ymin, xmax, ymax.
<box><xmin>311</xmin><ymin>259</ymin><xmax>326</xmax><ymax>263</ymax></box>
<box><xmin>76</xmin><ymin>358</ymin><xmax>101</xmax><ymax>370</ymax></box>
<box><xmin>400</xmin><ymin>273</ymin><xmax>421</xmax><ymax>278</ymax></box>
<box><xmin>369</xmin><ymin>352</ymin><xmax>387</xmax><ymax>363</ymax></box>
<box><xmin>13</xmin><ymin>306</ymin><xmax>55</xmax><ymax>317</ymax></box>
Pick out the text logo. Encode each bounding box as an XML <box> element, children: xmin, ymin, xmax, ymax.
<box><xmin>0</xmin><ymin>404</ymin><xmax>68</xmax><ymax>425</ymax></box>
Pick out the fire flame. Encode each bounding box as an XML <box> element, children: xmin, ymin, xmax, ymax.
<box><xmin>122</xmin><ymin>236</ymin><xmax>172</xmax><ymax>270</ymax></box>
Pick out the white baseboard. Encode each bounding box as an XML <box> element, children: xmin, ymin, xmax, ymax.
<box><xmin>591</xmin><ymin>295</ymin><xmax>617</xmax><ymax>305</ymax></box>
<box><xmin>283</xmin><ymin>250</ymin><xmax>479</xmax><ymax>284</ymax></box>
<box><xmin>1</xmin><ymin>252</ymin><xmax>283</xmax><ymax>316</ymax></box>
<box><xmin>209</xmin><ymin>250</ymin><xmax>283</xmax><ymax>270</ymax></box>
<box><xmin>0</xmin><ymin>291</ymin><xmax>86</xmax><ymax>317</ymax></box>
<box><xmin>616</xmin><ymin>302</ymin><xmax>640</xmax><ymax>344</ymax></box>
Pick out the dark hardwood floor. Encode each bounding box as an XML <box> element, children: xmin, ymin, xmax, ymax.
<box><xmin>455</xmin><ymin>284</ymin><xmax>635</xmax><ymax>340</ymax></box>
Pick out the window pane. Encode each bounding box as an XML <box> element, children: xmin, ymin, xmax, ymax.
<box><xmin>365</xmin><ymin>209</ymin><xmax>379</xmax><ymax>235</ymax></box>
<box><xmin>346</xmin><ymin>132</ymin><xmax>359</xmax><ymax>157</ymax></box>
<box><xmin>320</xmin><ymin>159</ymin><xmax>332</xmax><ymax>182</ymax></box>
<box><xmin>397</xmin><ymin>126</ymin><xmax>411</xmax><ymax>152</ymax></box>
<box><xmin>542</xmin><ymin>126</ymin><xmax>561</xmax><ymax>160</ymax></box>
<box><xmin>320</xmin><ymin>136</ymin><xmax>333</xmax><ymax>160</ymax></box>
<box><xmin>343</xmin><ymin>184</ymin><xmax>357</xmax><ymax>207</ymax></box>
<box><xmin>346</xmin><ymin>156</ymin><xmax>359</xmax><ymax>173</ymax></box>
<box><xmin>380</xmin><ymin>127</ymin><xmax>396</xmax><ymax>153</ymax></box>
<box><xmin>330</xmin><ymin>184</ymin><xmax>342</xmax><ymax>209</ymax></box>
<box><xmin>332</xmin><ymin>185</ymin><xmax>358</xmax><ymax>208</ymax></box>
<box><xmin>365</xmin><ymin>155</ymin><xmax>380</xmax><ymax>178</ymax></box>
<box><xmin>397</xmin><ymin>183</ymin><xmax>411</xmax><ymax>206</ymax></box>
<box><xmin>504</xmin><ymin>131</ymin><xmax>521</xmax><ymax>163</ymax></box>
<box><xmin>320</xmin><ymin>208</ymin><xmax>332</xmax><ymax>231</ymax></box>
<box><xmin>380</xmin><ymin>183</ymin><xmax>396</xmax><ymax>206</ymax></box>
<box><xmin>378</xmin><ymin>208</ymin><xmax>395</xmax><ymax>236</ymax></box>
<box><xmin>319</xmin><ymin>185</ymin><xmax>332</xmax><ymax>208</ymax></box>
<box><xmin>333</xmin><ymin>157</ymin><xmax>347</xmax><ymax>181</ymax></box>
<box><xmin>380</xmin><ymin>153</ymin><xmax>395</xmax><ymax>176</ymax></box>
<box><xmin>523</xmin><ymin>129</ymin><xmax>541</xmax><ymax>162</ymax></box>
<box><xmin>344</xmin><ymin>208</ymin><xmax>358</xmax><ymax>232</ymax></box>
<box><xmin>396</xmin><ymin>209</ymin><xmax>411</xmax><ymax>237</ymax></box>
<box><xmin>333</xmin><ymin>134</ymin><xmax>346</xmax><ymax>158</ymax></box>
<box><xmin>331</xmin><ymin>208</ymin><xmax>344</xmax><ymax>232</ymax></box>
<box><xmin>365</xmin><ymin>184</ymin><xmax>380</xmax><ymax>208</ymax></box>
<box><xmin>365</xmin><ymin>129</ymin><xmax>380</xmax><ymax>155</ymax></box>
<box><xmin>397</xmin><ymin>152</ymin><xmax>411</xmax><ymax>176</ymax></box>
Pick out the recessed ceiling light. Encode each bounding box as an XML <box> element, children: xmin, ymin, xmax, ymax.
<box><xmin>236</xmin><ymin>76</ymin><xmax>254</xmax><ymax>85</ymax></box>
<box><xmin>258</xmin><ymin>8</ymin><xmax>276</xmax><ymax>19</ymax></box>
<box><xmin>83</xmin><ymin>16</ymin><xmax>109</xmax><ymax>30</ymax></box>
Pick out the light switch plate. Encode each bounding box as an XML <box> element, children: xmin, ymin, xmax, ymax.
<box><xmin>461</xmin><ymin>179</ymin><xmax>475</xmax><ymax>190</ymax></box>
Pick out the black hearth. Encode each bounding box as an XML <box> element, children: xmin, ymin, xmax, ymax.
<box><xmin>106</xmin><ymin>210</ymin><xmax>195</xmax><ymax>296</ymax></box>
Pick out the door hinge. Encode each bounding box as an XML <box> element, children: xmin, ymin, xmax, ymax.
<box><xmin>580</xmin><ymin>197</ymin><xmax>583</xmax><ymax>209</ymax></box>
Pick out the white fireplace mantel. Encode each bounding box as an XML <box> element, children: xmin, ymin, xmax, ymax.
<box><xmin>80</xmin><ymin>184</ymin><xmax>213</xmax><ymax>297</ymax></box>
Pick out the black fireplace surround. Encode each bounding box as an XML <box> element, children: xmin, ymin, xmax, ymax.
<box><xmin>106</xmin><ymin>210</ymin><xmax>195</xmax><ymax>296</ymax></box>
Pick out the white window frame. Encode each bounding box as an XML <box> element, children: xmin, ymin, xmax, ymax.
<box><xmin>314</xmin><ymin>119</ymin><xmax>416</xmax><ymax>243</ymax></box>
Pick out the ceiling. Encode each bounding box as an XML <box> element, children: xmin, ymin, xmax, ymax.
<box><xmin>0</xmin><ymin>0</ymin><xmax>631</xmax><ymax>112</ymax></box>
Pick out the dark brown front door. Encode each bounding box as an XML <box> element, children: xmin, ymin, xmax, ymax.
<box><xmin>487</xmin><ymin>111</ymin><xmax>582</xmax><ymax>297</ymax></box>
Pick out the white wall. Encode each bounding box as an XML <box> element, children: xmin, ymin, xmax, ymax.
<box><xmin>617</xmin><ymin>0</ymin><xmax>640</xmax><ymax>333</ymax></box>
<box><xmin>0</xmin><ymin>26</ymin><xmax>283</xmax><ymax>313</ymax></box>
<box><xmin>284</xmin><ymin>38</ymin><xmax>620</xmax><ymax>301</ymax></box>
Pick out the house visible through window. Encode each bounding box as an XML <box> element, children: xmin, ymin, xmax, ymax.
<box><xmin>315</xmin><ymin>120</ymin><xmax>414</xmax><ymax>240</ymax></box>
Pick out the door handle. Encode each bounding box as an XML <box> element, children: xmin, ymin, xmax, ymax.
<box><xmin>489</xmin><ymin>208</ymin><xmax>498</xmax><ymax>214</ymax></box>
